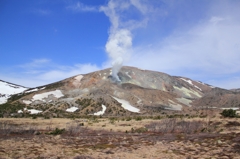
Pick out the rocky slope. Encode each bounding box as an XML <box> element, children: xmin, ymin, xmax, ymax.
<box><xmin>1</xmin><ymin>66</ymin><xmax>240</xmax><ymax>117</ymax></box>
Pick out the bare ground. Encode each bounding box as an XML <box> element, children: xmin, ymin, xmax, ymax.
<box><xmin>0</xmin><ymin>117</ymin><xmax>240</xmax><ymax>159</ymax></box>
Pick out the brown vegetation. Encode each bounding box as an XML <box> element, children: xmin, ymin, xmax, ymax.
<box><xmin>0</xmin><ymin>115</ymin><xmax>240</xmax><ymax>159</ymax></box>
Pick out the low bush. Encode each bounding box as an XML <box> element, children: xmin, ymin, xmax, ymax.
<box><xmin>135</xmin><ymin>116</ymin><xmax>142</xmax><ymax>121</ymax></box>
<box><xmin>47</xmin><ymin>128</ymin><xmax>65</xmax><ymax>135</ymax></box>
<box><xmin>126</xmin><ymin>117</ymin><xmax>132</xmax><ymax>121</ymax></box>
<box><xmin>220</xmin><ymin>109</ymin><xmax>237</xmax><ymax>118</ymax></box>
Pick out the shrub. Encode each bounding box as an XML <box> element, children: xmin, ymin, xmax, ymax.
<box><xmin>126</xmin><ymin>117</ymin><xmax>132</xmax><ymax>121</ymax></box>
<box><xmin>135</xmin><ymin>116</ymin><xmax>142</xmax><ymax>121</ymax></box>
<box><xmin>220</xmin><ymin>109</ymin><xmax>237</xmax><ymax>118</ymax></box>
<box><xmin>47</xmin><ymin>128</ymin><xmax>65</xmax><ymax>135</ymax></box>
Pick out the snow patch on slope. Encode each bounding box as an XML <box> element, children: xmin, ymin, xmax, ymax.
<box><xmin>27</xmin><ymin>109</ymin><xmax>42</xmax><ymax>114</ymax></box>
<box><xmin>112</xmin><ymin>96</ymin><xmax>140</xmax><ymax>113</ymax></box>
<box><xmin>17</xmin><ymin>108</ymin><xmax>42</xmax><ymax>114</ymax></box>
<box><xmin>25</xmin><ymin>87</ymin><xmax>45</xmax><ymax>93</ymax></box>
<box><xmin>0</xmin><ymin>95</ymin><xmax>10</xmax><ymax>104</ymax></box>
<box><xmin>22</xmin><ymin>100</ymin><xmax>32</xmax><ymax>105</ymax></box>
<box><xmin>0</xmin><ymin>81</ymin><xmax>27</xmax><ymax>94</ymax></box>
<box><xmin>66</xmin><ymin>106</ymin><xmax>79</xmax><ymax>112</ymax></box>
<box><xmin>32</xmin><ymin>90</ymin><xmax>64</xmax><ymax>101</ymax></box>
<box><xmin>0</xmin><ymin>81</ymin><xmax>27</xmax><ymax>104</ymax></box>
<box><xmin>94</xmin><ymin>105</ymin><xmax>106</xmax><ymax>115</ymax></box>
<box><xmin>22</xmin><ymin>90</ymin><xmax>64</xmax><ymax>104</ymax></box>
<box><xmin>180</xmin><ymin>78</ymin><xmax>202</xmax><ymax>91</ymax></box>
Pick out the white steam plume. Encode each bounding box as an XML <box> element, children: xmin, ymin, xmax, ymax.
<box><xmin>100</xmin><ymin>0</ymin><xmax>134</xmax><ymax>81</ymax></box>
<box><xmin>106</xmin><ymin>29</ymin><xmax>132</xmax><ymax>81</ymax></box>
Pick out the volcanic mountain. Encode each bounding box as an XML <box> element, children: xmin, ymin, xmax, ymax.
<box><xmin>1</xmin><ymin>66</ymin><xmax>240</xmax><ymax>117</ymax></box>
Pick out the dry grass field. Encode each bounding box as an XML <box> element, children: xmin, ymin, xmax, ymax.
<box><xmin>0</xmin><ymin>115</ymin><xmax>240</xmax><ymax>159</ymax></box>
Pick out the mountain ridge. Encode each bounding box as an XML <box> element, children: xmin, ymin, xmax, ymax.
<box><xmin>1</xmin><ymin>66</ymin><xmax>240</xmax><ymax>117</ymax></box>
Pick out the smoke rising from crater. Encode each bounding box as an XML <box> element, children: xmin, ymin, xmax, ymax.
<box><xmin>106</xmin><ymin>29</ymin><xmax>132</xmax><ymax>81</ymax></box>
<box><xmin>101</xmin><ymin>0</ymin><xmax>144</xmax><ymax>81</ymax></box>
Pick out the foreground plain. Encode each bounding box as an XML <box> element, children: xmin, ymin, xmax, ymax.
<box><xmin>0</xmin><ymin>115</ymin><xmax>240</xmax><ymax>159</ymax></box>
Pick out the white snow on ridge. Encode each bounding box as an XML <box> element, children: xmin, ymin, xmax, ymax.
<box><xmin>0</xmin><ymin>81</ymin><xmax>28</xmax><ymax>104</ymax></box>
<box><xmin>25</xmin><ymin>87</ymin><xmax>46</xmax><ymax>93</ymax></box>
<box><xmin>0</xmin><ymin>95</ymin><xmax>10</xmax><ymax>104</ymax></box>
<box><xmin>196</xmin><ymin>81</ymin><xmax>215</xmax><ymax>88</ymax></box>
<box><xmin>25</xmin><ymin>88</ymin><xmax>38</xmax><ymax>93</ymax></box>
<box><xmin>0</xmin><ymin>81</ymin><xmax>27</xmax><ymax>95</ymax></box>
<box><xmin>180</xmin><ymin>78</ymin><xmax>202</xmax><ymax>91</ymax></box>
<box><xmin>196</xmin><ymin>81</ymin><xmax>205</xmax><ymax>85</ymax></box>
<box><xmin>66</xmin><ymin>106</ymin><xmax>79</xmax><ymax>112</ymax></box>
<box><xmin>94</xmin><ymin>105</ymin><xmax>106</xmax><ymax>115</ymax></box>
<box><xmin>32</xmin><ymin>90</ymin><xmax>64</xmax><ymax>101</ymax></box>
<box><xmin>112</xmin><ymin>96</ymin><xmax>140</xmax><ymax>113</ymax></box>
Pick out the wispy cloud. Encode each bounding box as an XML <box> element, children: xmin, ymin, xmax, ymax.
<box><xmin>33</xmin><ymin>9</ymin><xmax>51</xmax><ymax>15</ymax></box>
<box><xmin>2</xmin><ymin>0</ymin><xmax>240</xmax><ymax>89</ymax></box>
<box><xmin>126</xmin><ymin>0</ymin><xmax>240</xmax><ymax>89</ymax></box>
<box><xmin>19</xmin><ymin>59</ymin><xmax>51</xmax><ymax>69</ymax></box>
<box><xmin>1</xmin><ymin>59</ymin><xmax>102</xmax><ymax>87</ymax></box>
<box><xmin>67</xmin><ymin>2</ymin><xmax>99</xmax><ymax>12</ymax></box>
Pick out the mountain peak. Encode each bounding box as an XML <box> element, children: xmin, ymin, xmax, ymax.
<box><xmin>1</xmin><ymin>67</ymin><xmax>240</xmax><ymax>117</ymax></box>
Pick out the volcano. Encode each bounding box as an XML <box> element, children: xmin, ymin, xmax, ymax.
<box><xmin>1</xmin><ymin>66</ymin><xmax>240</xmax><ymax>117</ymax></box>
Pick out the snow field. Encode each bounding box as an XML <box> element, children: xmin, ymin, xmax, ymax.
<box><xmin>112</xmin><ymin>96</ymin><xmax>140</xmax><ymax>113</ymax></box>
<box><xmin>32</xmin><ymin>90</ymin><xmax>64</xmax><ymax>101</ymax></box>
<box><xmin>17</xmin><ymin>108</ymin><xmax>42</xmax><ymax>114</ymax></box>
<box><xmin>22</xmin><ymin>90</ymin><xmax>64</xmax><ymax>105</ymax></box>
<box><xmin>94</xmin><ymin>105</ymin><xmax>107</xmax><ymax>115</ymax></box>
<box><xmin>66</xmin><ymin>107</ymin><xmax>79</xmax><ymax>112</ymax></box>
<box><xmin>0</xmin><ymin>81</ymin><xmax>27</xmax><ymax>94</ymax></box>
<box><xmin>0</xmin><ymin>81</ymin><xmax>27</xmax><ymax>104</ymax></box>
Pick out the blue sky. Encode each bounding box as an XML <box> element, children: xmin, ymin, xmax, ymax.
<box><xmin>1</xmin><ymin>0</ymin><xmax>240</xmax><ymax>89</ymax></box>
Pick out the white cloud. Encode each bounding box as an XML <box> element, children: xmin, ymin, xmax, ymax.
<box><xmin>0</xmin><ymin>59</ymin><xmax>102</xmax><ymax>87</ymax></box>
<box><xmin>2</xmin><ymin>0</ymin><xmax>240</xmax><ymax>90</ymax></box>
<box><xmin>19</xmin><ymin>59</ymin><xmax>51</xmax><ymax>68</ymax></box>
<box><xmin>130</xmin><ymin>0</ymin><xmax>147</xmax><ymax>14</ymax></box>
<box><xmin>33</xmin><ymin>9</ymin><xmax>51</xmax><ymax>15</ymax></box>
<box><xmin>38</xmin><ymin>63</ymin><xmax>100</xmax><ymax>81</ymax></box>
<box><xmin>126</xmin><ymin>1</ymin><xmax>240</xmax><ymax>89</ymax></box>
<box><xmin>67</xmin><ymin>2</ymin><xmax>99</xmax><ymax>12</ymax></box>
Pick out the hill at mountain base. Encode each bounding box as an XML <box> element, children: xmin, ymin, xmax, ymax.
<box><xmin>1</xmin><ymin>66</ymin><xmax>240</xmax><ymax>117</ymax></box>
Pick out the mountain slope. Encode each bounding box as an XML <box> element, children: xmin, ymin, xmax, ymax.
<box><xmin>1</xmin><ymin>66</ymin><xmax>240</xmax><ymax>117</ymax></box>
<box><xmin>0</xmin><ymin>80</ymin><xmax>28</xmax><ymax>104</ymax></box>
